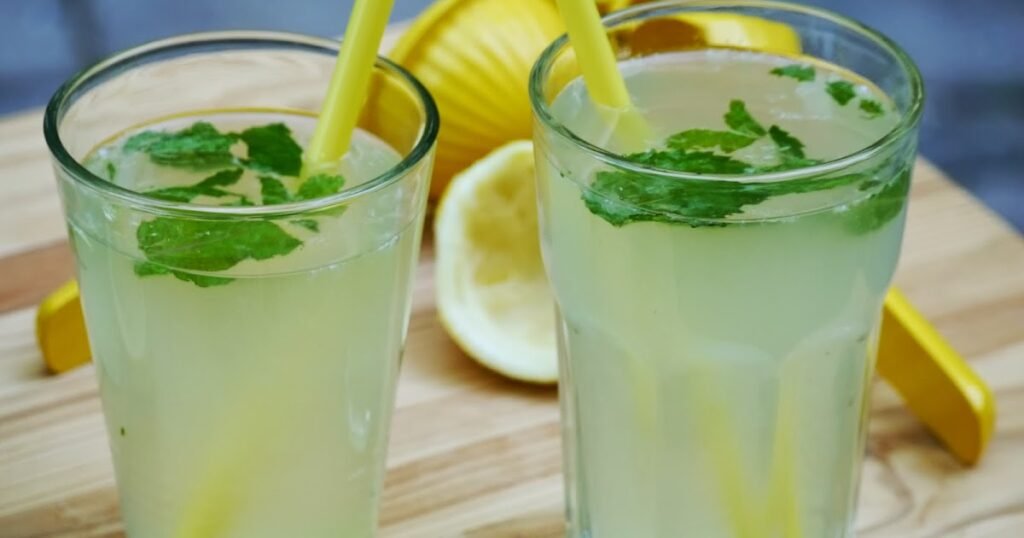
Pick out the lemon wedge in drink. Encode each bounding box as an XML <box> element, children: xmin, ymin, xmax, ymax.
<box><xmin>434</xmin><ymin>141</ymin><xmax>557</xmax><ymax>383</ymax></box>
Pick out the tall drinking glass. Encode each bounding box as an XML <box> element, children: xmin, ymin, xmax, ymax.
<box><xmin>44</xmin><ymin>32</ymin><xmax>437</xmax><ymax>537</ymax></box>
<box><xmin>530</xmin><ymin>2</ymin><xmax>923</xmax><ymax>536</ymax></box>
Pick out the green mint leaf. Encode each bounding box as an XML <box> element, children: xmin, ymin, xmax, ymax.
<box><xmin>124</xmin><ymin>122</ymin><xmax>237</xmax><ymax>169</ymax></box>
<box><xmin>826</xmin><ymin>81</ymin><xmax>856</xmax><ymax>105</ymax></box>
<box><xmin>770</xmin><ymin>64</ymin><xmax>815</xmax><ymax>82</ymax></box>
<box><xmin>724</xmin><ymin>100</ymin><xmax>767</xmax><ymax>137</ymax></box>
<box><xmin>220</xmin><ymin>197</ymin><xmax>255</xmax><ymax>207</ymax></box>
<box><xmin>626</xmin><ymin>149</ymin><xmax>754</xmax><ymax>175</ymax></box>
<box><xmin>134</xmin><ymin>260</ymin><xmax>233</xmax><ymax>287</ymax></box>
<box><xmin>145</xmin><ymin>187</ymin><xmax>211</xmax><ymax>203</ymax></box>
<box><xmin>666</xmin><ymin>129</ymin><xmax>757</xmax><ymax>153</ymax></box>
<box><xmin>859</xmin><ymin>99</ymin><xmax>884</xmax><ymax>118</ymax></box>
<box><xmin>630</xmin><ymin>149</ymin><xmax>749</xmax><ymax>174</ymax></box>
<box><xmin>145</xmin><ymin>168</ymin><xmax>244</xmax><ymax>203</ymax></box>
<box><xmin>259</xmin><ymin>176</ymin><xmax>292</xmax><ymax>205</ymax></box>
<box><xmin>106</xmin><ymin>162</ymin><xmax>117</xmax><ymax>181</ymax></box>
<box><xmin>584</xmin><ymin>166</ymin><xmax>872</xmax><ymax>228</ymax></box>
<box><xmin>767</xmin><ymin>125</ymin><xmax>806</xmax><ymax>160</ymax></box>
<box><xmin>122</xmin><ymin>131</ymin><xmax>164</xmax><ymax>152</ymax></box>
<box><xmin>239</xmin><ymin>123</ymin><xmax>303</xmax><ymax>177</ymax></box>
<box><xmin>136</xmin><ymin>218</ymin><xmax>302</xmax><ymax>288</ymax></box>
<box><xmin>291</xmin><ymin>219</ymin><xmax>320</xmax><ymax>232</ymax></box>
<box><xmin>583</xmin><ymin>169</ymin><xmax>770</xmax><ymax>226</ymax></box>
<box><xmin>844</xmin><ymin>168</ymin><xmax>910</xmax><ymax>234</ymax></box>
<box><xmin>578</xmin><ymin>95</ymin><xmax>903</xmax><ymax>231</ymax></box>
<box><xmin>295</xmin><ymin>173</ymin><xmax>345</xmax><ymax>201</ymax></box>
<box><xmin>259</xmin><ymin>173</ymin><xmax>345</xmax><ymax>205</ymax></box>
<box><xmin>196</xmin><ymin>168</ymin><xmax>244</xmax><ymax>188</ymax></box>
<box><xmin>134</xmin><ymin>261</ymin><xmax>171</xmax><ymax>277</ymax></box>
<box><xmin>170</xmin><ymin>272</ymin><xmax>235</xmax><ymax>287</ymax></box>
<box><xmin>757</xmin><ymin>157</ymin><xmax>823</xmax><ymax>173</ymax></box>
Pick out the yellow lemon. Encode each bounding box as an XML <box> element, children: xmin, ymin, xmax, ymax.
<box><xmin>388</xmin><ymin>1</ymin><xmax>800</xmax><ymax>200</ymax></box>
<box><xmin>879</xmin><ymin>290</ymin><xmax>995</xmax><ymax>465</ymax></box>
<box><xmin>389</xmin><ymin>0</ymin><xmax>565</xmax><ymax>200</ymax></box>
<box><xmin>434</xmin><ymin>141</ymin><xmax>557</xmax><ymax>383</ymax></box>
<box><xmin>36</xmin><ymin>279</ymin><xmax>91</xmax><ymax>373</ymax></box>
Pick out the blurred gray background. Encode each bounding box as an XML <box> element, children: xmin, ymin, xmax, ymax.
<box><xmin>1</xmin><ymin>0</ymin><xmax>1020</xmax><ymax>230</ymax></box>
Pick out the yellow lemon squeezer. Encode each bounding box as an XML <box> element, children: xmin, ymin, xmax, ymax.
<box><xmin>37</xmin><ymin>0</ymin><xmax>995</xmax><ymax>466</ymax></box>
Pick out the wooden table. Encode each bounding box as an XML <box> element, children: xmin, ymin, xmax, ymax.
<box><xmin>2</xmin><ymin>32</ymin><xmax>1024</xmax><ymax>538</ymax></box>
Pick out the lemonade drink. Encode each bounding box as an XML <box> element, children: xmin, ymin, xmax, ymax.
<box><xmin>73</xmin><ymin>111</ymin><xmax>418</xmax><ymax>536</ymax></box>
<box><xmin>530</xmin><ymin>4</ymin><xmax>923</xmax><ymax>537</ymax></box>
<box><xmin>45</xmin><ymin>34</ymin><xmax>437</xmax><ymax>538</ymax></box>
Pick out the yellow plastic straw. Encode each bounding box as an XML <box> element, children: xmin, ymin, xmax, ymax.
<box><xmin>305</xmin><ymin>0</ymin><xmax>396</xmax><ymax>173</ymax></box>
<box><xmin>555</xmin><ymin>0</ymin><xmax>630</xmax><ymax>108</ymax></box>
<box><xmin>551</xmin><ymin>1</ymin><xmax>756</xmax><ymax>532</ymax></box>
<box><xmin>553</xmin><ymin>0</ymin><xmax>650</xmax><ymax>149</ymax></box>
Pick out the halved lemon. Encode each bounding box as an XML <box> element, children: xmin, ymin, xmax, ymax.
<box><xmin>434</xmin><ymin>141</ymin><xmax>557</xmax><ymax>383</ymax></box>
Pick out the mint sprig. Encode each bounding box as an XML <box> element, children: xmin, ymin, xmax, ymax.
<box><xmin>581</xmin><ymin>99</ymin><xmax>906</xmax><ymax>232</ymax></box>
<box><xmin>667</xmin><ymin>129</ymin><xmax>757</xmax><ymax>153</ymax></box>
<box><xmin>123</xmin><ymin>121</ymin><xmax>348</xmax><ymax>288</ymax></box>
<box><xmin>124</xmin><ymin>121</ymin><xmax>307</xmax><ymax>177</ymax></box>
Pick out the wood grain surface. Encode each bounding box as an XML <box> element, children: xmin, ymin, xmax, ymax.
<box><xmin>1</xmin><ymin>28</ymin><xmax>1023</xmax><ymax>538</ymax></box>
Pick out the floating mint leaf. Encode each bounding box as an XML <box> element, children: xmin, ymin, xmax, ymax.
<box><xmin>135</xmin><ymin>218</ymin><xmax>302</xmax><ymax>288</ymax></box>
<box><xmin>859</xmin><ymin>99</ymin><xmax>884</xmax><ymax>118</ymax></box>
<box><xmin>724</xmin><ymin>100</ymin><xmax>767</xmax><ymax>137</ymax></box>
<box><xmin>259</xmin><ymin>176</ymin><xmax>291</xmax><ymax>205</ymax></box>
<box><xmin>295</xmin><ymin>173</ymin><xmax>345</xmax><ymax>201</ymax></box>
<box><xmin>124</xmin><ymin>122</ymin><xmax>237</xmax><ymax>169</ymax></box>
<box><xmin>666</xmin><ymin>129</ymin><xmax>757</xmax><ymax>153</ymax></box>
<box><xmin>106</xmin><ymin>162</ymin><xmax>117</xmax><ymax>181</ymax></box>
<box><xmin>145</xmin><ymin>168</ymin><xmax>245</xmax><ymax>203</ymax></box>
<box><xmin>768</xmin><ymin>125</ymin><xmax>806</xmax><ymax>160</ymax></box>
<box><xmin>770</xmin><ymin>64</ymin><xmax>815</xmax><ymax>82</ymax></box>
<box><xmin>579</xmin><ymin>97</ymin><xmax>906</xmax><ymax>230</ymax></box>
<box><xmin>220</xmin><ymin>197</ymin><xmax>255</xmax><ymax>207</ymax></box>
<box><xmin>291</xmin><ymin>219</ymin><xmax>320</xmax><ymax>232</ymax></box>
<box><xmin>844</xmin><ymin>168</ymin><xmax>910</xmax><ymax>235</ymax></box>
<box><xmin>134</xmin><ymin>261</ymin><xmax>171</xmax><ymax>277</ymax></box>
<box><xmin>239</xmin><ymin>123</ymin><xmax>303</xmax><ymax>177</ymax></box>
<box><xmin>632</xmin><ymin>149</ymin><xmax>755</xmax><ymax>175</ymax></box>
<box><xmin>258</xmin><ymin>173</ymin><xmax>345</xmax><ymax>204</ymax></box>
<box><xmin>134</xmin><ymin>261</ymin><xmax>234</xmax><ymax>287</ymax></box>
<box><xmin>169</xmin><ymin>272</ymin><xmax>235</xmax><ymax>288</ymax></box>
<box><xmin>583</xmin><ymin>168</ymin><xmax>769</xmax><ymax>227</ymax></box>
<box><xmin>826</xmin><ymin>80</ymin><xmax>856</xmax><ymax>105</ymax></box>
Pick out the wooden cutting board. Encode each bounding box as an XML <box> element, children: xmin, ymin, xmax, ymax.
<box><xmin>2</xmin><ymin>27</ymin><xmax>1024</xmax><ymax>538</ymax></box>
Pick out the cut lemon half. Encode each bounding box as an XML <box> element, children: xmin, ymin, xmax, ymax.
<box><xmin>434</xmin><ymin>141</ymin><xmax>557</xmax><ymax>383</ymax></box>
<box><xmin>388</xmin><ymin>0</ymin><xmax>800</xmax><ymax>200</ymax></box>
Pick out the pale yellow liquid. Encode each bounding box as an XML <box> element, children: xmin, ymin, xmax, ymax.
<box><xmin>73</xmin><ymin>112</ymin><xmax>424</xmax><ymax>537</ymax></box>
<box><xmin>538</xmin><ymin>50</ymin><xmax>909</xmax><ymax>537</ymax></box>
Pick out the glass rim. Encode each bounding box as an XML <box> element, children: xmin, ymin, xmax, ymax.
<box><xmin>528</xmin><ymin>0</ymin><xmax>925</xmax><ymax>184</ymax></box>
<box><xmin>43</xmin><ymin>30</ymin><xmax>440</xmax><ymax>218</ymax></box>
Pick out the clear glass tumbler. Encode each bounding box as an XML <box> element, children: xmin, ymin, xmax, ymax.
<box><xmin>529</xmin><ymin>2</ymin><xmax>923</xmax><ymax>536</ymax></box>
<box><xmin>44</xmin><ymin>32</ymin><xmax>438</xmax><ymax>537</ymax></box>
